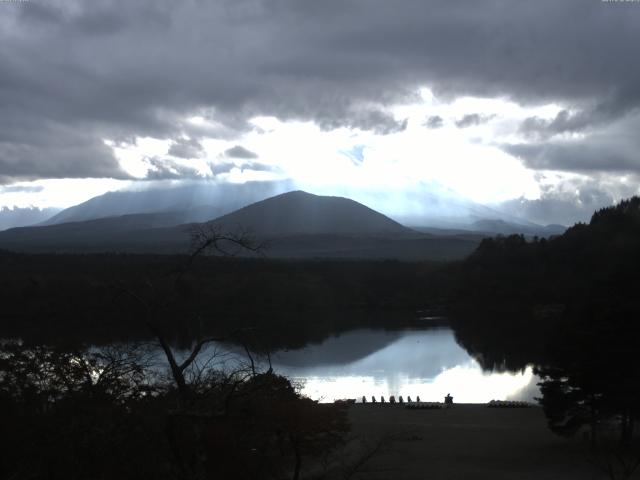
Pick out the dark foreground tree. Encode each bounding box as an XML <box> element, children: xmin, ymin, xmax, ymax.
<box><xmin>0</xmin><ymin>224</ymin><xmax>360</xmax><ymax>480</ymax></box>
<box><xmin>536</xmin><ymin>314</ymin><xmax>640</xmax><ymax>480</ymax></box>
<box><xmin>0</xmin><ymin>340</ymin><xmax>354</xmax><ymax>480</ymax></box>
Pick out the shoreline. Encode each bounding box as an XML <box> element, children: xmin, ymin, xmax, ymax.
<box><xmin>344</xmin><ymin>400</ymin><xmax>537</xmax><ymax>407</ymax></box>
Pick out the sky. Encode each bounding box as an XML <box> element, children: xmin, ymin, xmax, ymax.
<box><xmin>1</xmin><ymin>0</ymin><xmax>639</xmax><ymax>225</ymax></box>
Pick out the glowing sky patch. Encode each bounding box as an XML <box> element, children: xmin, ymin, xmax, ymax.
<box><xmin>1</xmin><ymin>87</ymin><xmax>635</xmax><ymax>227</ymax></box>
<box><xmin>0</xmin><ymin>178</ymin><xmax>131</xmax><ymax>209</ymax></box>
<box><xmin>296</xmin><ymin>365</ymin><xmax>535</xmax><ymax>404</ymax></box>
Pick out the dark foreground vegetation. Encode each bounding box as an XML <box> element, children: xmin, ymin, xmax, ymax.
<box><xmin>0</xmin><ymin>251</ymin><xmax>441</xmax><ymax>348</ymax></box>
<box><xmin>0</xmin><ymin>341</ymin><xmax>358</xmax><ymax>479</ymax></box>
<box><xmin>0</xmin><ymin>230</ymin><xmax>442</xmax><ymax>479</ymax></box>
<box><xmin>3</xmin><ymin>197</ymin><xmax>640</xmax><ymax>479</ymax></box>
<box><xmin>452</xmin><ymin>197</ymin><xmax>640</xmax><ymax>479</ymax></box>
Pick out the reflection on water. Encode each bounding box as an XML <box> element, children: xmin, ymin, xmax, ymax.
<box><xmin>267</xmin><ymin>328</ymin><xmax>539</xmax><ymax>403</ymax></box>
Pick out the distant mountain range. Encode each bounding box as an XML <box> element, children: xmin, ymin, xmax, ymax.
<box><xmin>40</xmin><ymin>181</ymin><xmax>290</xmax><ymax>226</ymax></box>
<box><xmin>469</xmin><ymin>219</ymin><xmax>566</xmax><ymax>237</ymax></box>
<box><xmin>0</xmin><ymin>189</ymin><xmax>566</xmax><ymax>260</ymax></box>
<box><xmin>0</xmin><ymin>191</ymin><xmax>473</xmax><ymax>259</ymax></box>
<box><xmin>0</xmin><ymin>207</ymin><xmax>61</xmax><ymax>231</ymax></box>
<box><xmin>34</xmin><ymin>181</ymin><xmax>562</xmax><ymax>234</ymax></box>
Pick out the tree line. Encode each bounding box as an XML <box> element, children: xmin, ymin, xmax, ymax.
<box><xmin>451</xmin><ymin>197</ymin><xmax>640</xmax><ymax>479</ymax></box>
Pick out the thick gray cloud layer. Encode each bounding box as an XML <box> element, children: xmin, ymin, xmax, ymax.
<box><xmin>505</xmin><ymin>140</ymin><xmax>640</xmax><ymax>173</ymax></box>
<box><xmin>1</xmin><ymin>0</ymin><xmax>639</xmax><ymax>223</ymax></box>
<box><xmin>505</xmin><ymin>110</ymin><xmax>640</xmax><ymax>174</ymax></box>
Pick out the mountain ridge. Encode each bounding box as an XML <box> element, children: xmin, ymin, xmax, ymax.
<box><xmin>0</xmin><ymin>190</ymin><xmax>479</xmax><ymax>260</ymax></box>
<box><xmin>0</xmin><ymin>206</ymin><xmax>61</xmax><ymax>231</ymax></box>
<box><xmin>42</xmin><ymin>181</ymin><xmax>292</xmax><ymax>226</ymax></box>
<box><xmin>208</xmin><ymin>190</ymin><xmax>414</xmax><ymax>237</ymax></box>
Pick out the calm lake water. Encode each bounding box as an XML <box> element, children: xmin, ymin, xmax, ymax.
<box><xmin>202</xmin><ymin>327</ymin><xmax>540</xmax><ymax>404</ymax></box>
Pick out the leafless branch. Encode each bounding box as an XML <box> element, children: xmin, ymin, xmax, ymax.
<box><xmin>187</xmin><ymin>223</ymin><xmax>265</xmax><ymax>265</ymax></box>
<box><xmin>178</xmin><ymin>337</ymin><xmax>225</xmax><ymax>373</ymax></box>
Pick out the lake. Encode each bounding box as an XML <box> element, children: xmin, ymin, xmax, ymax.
<box><xmin>201</xmin><ymin>327</ymin><xmax>540</xmax><ymax>404</ymax></box>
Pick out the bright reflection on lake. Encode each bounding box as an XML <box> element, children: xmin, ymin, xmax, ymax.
<box><xmin>266</xmin><ymin>328</ymin><xmax>539</xmax><ymax>403</ymax></box>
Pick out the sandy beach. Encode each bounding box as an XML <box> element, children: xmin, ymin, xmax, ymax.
<box><xmin>345</xmin><ymin>404</ymin><xmax>614</xmax><ymax>480</ymax></box>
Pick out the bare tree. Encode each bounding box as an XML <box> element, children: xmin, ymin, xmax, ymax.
<box><xmin>110</xmin><ymin>224</ymin><xmax>271</xmax><ymax>479</ymax></box>
<box><xmin>187</xmin><ymin>223</ymin><xmax>265</xmax><ymax>265</ymax></box>
<box><xmin>586</xmin><ymin>428</ymin><xmax>640</xmax><ymax>480</ymax></box>
<box><xmin>110</xmin><ymin>225</ymin><xmax>357</xmax><ymax>480</ymax></box>
<box><xmin>115</xmin><ymin>226</ymin><xmax>262</xmax><ymax>404</ymax></box>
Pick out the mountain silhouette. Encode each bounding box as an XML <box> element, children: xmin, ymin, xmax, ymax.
<box><xmin>0</xmin><ymin>190</ymin><xmax>482</xmax><ymax>259</ymax></box>
<box><xmin>470</xmin><ymin>218</ymin><xmax>565</xmax><ymax>237</ymax></box>
<box><xmin>42</xmin><ymin>181</ymin><xmax>292</xmax><ymax>225</ymax></box>
<box><xmin>209</xmin><ymin>190</ymin><xmax>413</xmax><ymax>236</ymax></box>
<box><xmin>0</xmin><ymin>206</ymin><xmax>61</xmax><ymax>231</ymax></box>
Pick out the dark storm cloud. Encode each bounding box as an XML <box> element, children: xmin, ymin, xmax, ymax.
<box><xmin>212</xmin><ymin>161</ymin><xmax>279</xmax><ymax>175</ymax></box>
<box><xmin>504</xmin><ymin>142</ymin><xmax>640</xmax><ymax>173</ymax></box>
<box><xmin>224</xmin><ymin>146</ymin><xmax>259</xmax><ymax>160</ymax></box>
<box><xmin>317</xmin><ymin>109</ymin><xmax>408</xmax><ymax>135</ymax></box>
<box><xmin>498</xmin><ymin>177</ymin><xmax>639</xmax><ymax>226</ymax></box>
<box><xmin>243</xmin><ymin>162</ymin><xmax>278</xmax><ymax>173</ymax></box>
<box><xmin>519</xmin><ymin>98</ymin><xmax>640</xmax><ymax>140</ymax></box>
<box><xmin>212</xmin><ymin>163</ymin><xmax>237</xmax><ymax>176</ymax></box>
<box><xmin>520</xmin><ymin>110</ymin><xmax>592</xmax><ymax>139</ymax></box>
<box><xmin>168</xmin><ymin>138</ymin><xmax>205</xmax><ymax>159</ymax></box>
<box><xmin>1</xmin><ymin>0</ymin><xmax>640</xmax><ymax>183</ymax></box>
<box><xmin>424</xmin><ymin>116</ymin><xmax>444</xmax><ymax>129</ymax></box>
<box><xmin>145</xmin><ymin>157</ymin><xmax>205</xmax><ymax>181</ymax></box>
<box><xmin>504</xmin><ymin>111</ymin><xmax>640</xmax><ymax>174</ymax></box>
<box><xmin>0</xmin><ymin>128</ymin><xmax>132</xmax><ymax>184</ymax></box>
<box><xmin>455</xmin><ymin>114</ymin><xmax>495</xmax><ymax>128</ymax></box>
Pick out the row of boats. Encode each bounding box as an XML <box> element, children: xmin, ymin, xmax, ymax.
<box><xmin>335</xmin><ymin>397</ymin><xmax>535</xmax><ymax>408</ymax></box>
